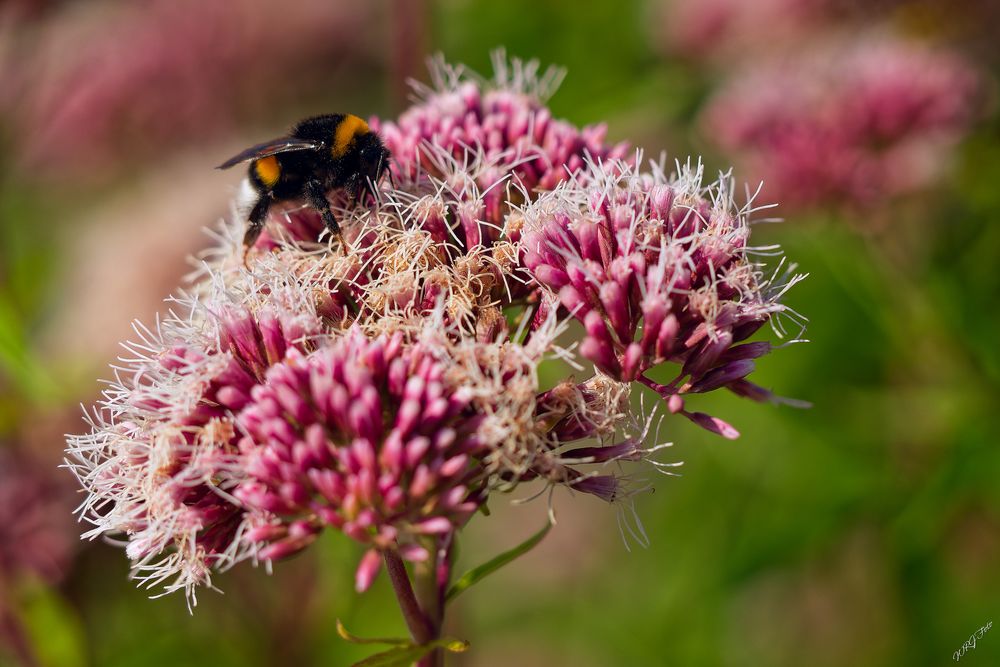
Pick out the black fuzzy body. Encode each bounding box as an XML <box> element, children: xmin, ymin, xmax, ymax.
<box><xmin>219</xmin><ymin>113</ymin><xmax>391</xmax><ymax>248</ymax></box>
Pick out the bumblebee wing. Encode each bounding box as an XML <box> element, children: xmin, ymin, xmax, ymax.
<box><xmin>216</xmin><ymin>137</ymin><xmax>321</xmax><ymax>169</ymax></box>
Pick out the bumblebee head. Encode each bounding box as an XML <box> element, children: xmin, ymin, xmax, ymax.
<box><xmin>356</xmin><ymin>132</ymin><xmax>392</xmax><ymax>188</ymax></box>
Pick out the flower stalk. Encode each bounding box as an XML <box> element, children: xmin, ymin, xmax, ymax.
<box><xmin>384</xmin><ymin>550</ymin><xmax>435</xmax><ymax>646</ymax></box>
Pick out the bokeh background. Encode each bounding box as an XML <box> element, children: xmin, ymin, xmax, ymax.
<box><xmin>2</xmin><ymin>0</ymin><xmax>999</xmax><ymax>665</ymax></box>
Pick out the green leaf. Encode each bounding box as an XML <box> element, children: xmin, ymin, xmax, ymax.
<box><xmin>350</xmin><ymin>638</ymin><xmax>469</xmax><ymax>667</ymax></box>
<box><xmin>350</xmin><ymin>644</ymin><xmax>430</xmax><ymax>667</ymax></box>
<box><xmin>336</xmin><ymin>619</ymin><xmax>410</xmax><ymax>646</ymax></box>
<box><xmin>446</xmin><ymin>514</ymin><xmax>554</xmax><ymax>602</ymax></box>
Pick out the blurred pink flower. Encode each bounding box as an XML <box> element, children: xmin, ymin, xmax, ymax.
<box><xmin>0</xmin><ymin>448</ymin><xmax>75</xmax><ymax>584</ymax></box>
<box><xmin>700</xmin><ymin>34</ymin><xmax>981</xmax><ymax>210</ymax></box>
<box><xmin>2</xmin><ymin>0</ymin><xmax>374</xmax><ymax>179</ymax></box>
<box><xmin>660</xmin><ymin>0</ymin><xmax>826</xmax><ymax>62</ymax></box>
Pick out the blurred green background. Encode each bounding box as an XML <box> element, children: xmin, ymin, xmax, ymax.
<box><xmin>1</xmin><ymin>0</ymin><xmax>999</xmax><ymax>665</ymax></box>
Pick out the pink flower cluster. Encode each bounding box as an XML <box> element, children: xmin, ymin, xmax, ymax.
<box><xmin>520</xmin><ymin>162</ymin><xmax>803</xmax><ymax>438</ymax></box>
<box><xmin>66</xmin><ymin>55</ymin><xmax>802</xmax><ymax>606</ymax></box>
<box><xmin>700</xmin><ymin>35</ymin><xmax>980</xmax><ymax>209</ymax></box>
<box><xmin>70</xmin><ymin>306</ymin><xmax>319</xmax><ymax>596</ymax></box>
<box><xmin>373</xmin><ymin>54</ymin><xmax>629</xmax><ymax>233</ymax></box>
<box><xmin>234</xmin><ymin>329</ymin><xmax>486</xmax><ymax>590</ymax></box>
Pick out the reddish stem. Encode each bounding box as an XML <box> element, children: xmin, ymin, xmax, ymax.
<box><xmin>384</xmin><ymin>550</ymin><xmax>434</xmax><ymax>647</ymax></box>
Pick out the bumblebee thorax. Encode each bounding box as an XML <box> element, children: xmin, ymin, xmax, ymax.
<box><xmin>332</xmin><ymin>114</ymin><xmax>370</xmax><ymax>159</ymax></box>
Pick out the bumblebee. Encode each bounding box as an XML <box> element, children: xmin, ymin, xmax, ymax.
<box><xmin>218</xmin><ymin>113</ymin><xmax>392</xmax><ymax>248</ymax></box>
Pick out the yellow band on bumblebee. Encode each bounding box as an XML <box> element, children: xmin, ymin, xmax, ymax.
<box><xmin>254</xmin><ymin>156</ymin><xmax>281</xmax><ymax>187</ymax></box>
<box><xmin>332</xmin><ymin>115</ymin><xmax>370</xmax><ymax>159</ymax></box>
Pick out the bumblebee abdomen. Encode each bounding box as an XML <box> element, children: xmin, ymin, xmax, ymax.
<box><xmin>252</xmin><ymin>156</ymin><xmax>282</xmax><ymax>188</ymax></box>
<box><xmin>249</xmin><ymin>151</ymin><xmax>314</xmax><ymax>196</ymax></box>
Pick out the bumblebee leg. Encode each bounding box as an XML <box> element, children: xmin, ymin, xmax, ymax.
<box><xmin>305</xmin><ymin>180</ymin><xmax>342</xmax><ymax>242</ymax></box>
<box><xmin>243</xmin><ymin>194</ymin><xmax>272</xmax><ymax>249</ymax></box>
<box><xmin>345</xmin><ymin>173</ymin><xmax>363</xmax><ymax>204</ymax></box>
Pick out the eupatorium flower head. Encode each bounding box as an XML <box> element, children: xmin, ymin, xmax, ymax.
<box><xmin>66</xmin><ymin>299</ymin><xmax>321</xmax><ymax>600</ymax></box>
<box><xmin>520</xmin><ymin>158</ymin><xmax>805</xmax><ymax>437</ymax></box>
<box><xmin>66</xmin><ymin>54</ymin><xmax>803</xmax><ymax>605</ymax></box>
<box><xmin>372</xmin><ymin>51</ymin><xmax>630</xmax><ymax>233</ymax></box>
<box><xmin>234</xmin><ymin>328</ymin><xmax>487</xmax><ymax>589</ymax></box>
